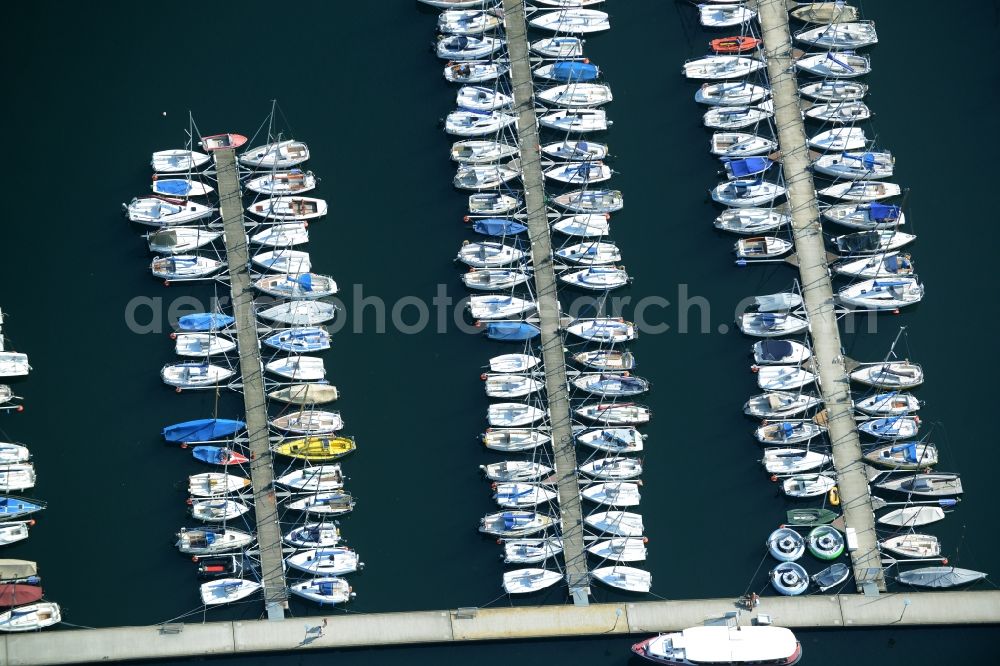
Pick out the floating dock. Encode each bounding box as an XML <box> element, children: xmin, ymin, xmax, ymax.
<box><xmin>756</xmin><ymin>0</ymin><xmax>885</xmax><ymax>591</ymax></box>
<box><xmin>5</xmin><ymin>591</ymin><xmax>999</xmax><ymax>664</ymax></box>
<box><xmin>213</xmin><ymin>147</ymin><xmax>289</xmax><ymax>619</ymax></box>
<box><xmin>501</xmin><ymin>0</ymin><xmax>590</xmax><ymax>605</ymax></box>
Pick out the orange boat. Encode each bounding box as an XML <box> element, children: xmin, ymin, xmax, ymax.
<box><xmin>709</xmin><ymin>36</ymin><xmax>761</xmax><ymax>54</ymax></box>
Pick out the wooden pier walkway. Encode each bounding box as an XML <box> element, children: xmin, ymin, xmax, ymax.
<box><xmin>5</xmin><ymin>591</ymin><xmax>999</xmax><ymax>664</ymax></box>
<box><xmin>502</xmin><ymin>0</ymin><xmax>590</xmax><ymax>605</ymax></box>
<box><xmin>756</xmin><ymin>0</ymin><xmax>885</xmax><ymax>591</ymax></box>
<box><xmin>213</xmin><ymin>147</ymin><xmax>289</xmax><ymax>619</ymax></box>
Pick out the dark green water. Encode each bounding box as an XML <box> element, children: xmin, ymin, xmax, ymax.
<box><xmin>0</xmin><ymin>0</ymin><xmax>997</xmax><ymax>663</ymax></box>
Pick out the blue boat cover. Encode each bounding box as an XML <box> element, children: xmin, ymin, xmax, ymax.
<box><xmin>869</xmin><ymin>203</ymin><xmax>900</xmax><ymax>221</ymax></box>
<box><xmin>205</xmin><ymin>532</ymin><xmax>216</xmax><ymax>544</ymax></box>
<box><xmin>727</xmin><ymin>157</ymin><xmax>771</xmax><ymax>178</ymax></box>
<box><xmin>889</xmin><ymin>442</ymin><xmax>919</xmax><ymax>462</ymax></box>
<box><xmin>318</xmin><ymin>582</ymin><xmax>336</xmax><ymax>595</ymax></box>
<box><xmin>473</xmin><ymin>219</ymin><xmax>528</xmax><ymax>236</ymax></box>
<box><xmin>759</xmin><ymin>312</ymin><xmax>778</xmax><ymax>328</ymax></box>
<box><xmin>447</xmin><ymin>36</ymin><xmax>470</xmax><ymax>50</ymax></box>
<box><xmin>294</xmin><ymin>274</ymin><xmax>313</xmax><ymax>291</ymax></box>
<box><xmin>156</xmin><ymin>180</ymin><xmax>193</xmax><ymax>195</ymax></box>
<box><xmin>178</xmin><ymin>313</ymin><xmax>235</xmax><ymax>331</ymax></box>
<box><xmin>163</xmin><ymin>418</ymin><xmax>245</xmax><ymax>442</ymax></box>
<box><xmin>757</xmin><ymin>340</ymin><xmax>793</xmax><ymax>361</ymax></box>
<box><xmin>549</xmin><ymin>61</ymin><xmax>599</xmax><ymax>82</ymax></box>
<box><xmin>780</xmin><ymin>422</ymin><xmax>794</xmax><ymax>436</ymax></box>
<box><xmin>486</xmin><ymin>322</ymin><xmax>540</xmax><ymax>341</ymax></box>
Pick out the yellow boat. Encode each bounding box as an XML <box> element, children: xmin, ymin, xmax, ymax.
<box><xmin>272</xmin><ymin>436</ymin><xmax>356</xmax><ymax>461</ymax></box>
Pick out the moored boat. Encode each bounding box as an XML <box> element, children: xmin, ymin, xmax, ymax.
<box><xmin>502</xmin><ymin>568</ymin><xmax>562</xmax><ymax>594</ymax></box>
<box><xmin>239</xmin><ymin>140</ymin><xmax>309</xmax><ymax>169</ymax></box>
<box><xmin>0</xmin><ymin>602</ymin><xmax>61</xmax><ymax>632</ymax></box>
<box><xmin>864</xmin><ymin>441</ymin><xmax>938</xmax><ymax>469</ymax></box>
<box><xmin>767</xmin><ymin>527</ymin><xmax>805</xmax><ymax>562</ymax></box>
<box><xmin>770</xmin><ymin>561</ymin><xmax>809</xmax><ymax>595</ymax></box>
<box><xmin>200</xmin><ymin>578</ymin><xmax>261</xmax><ymax>606</ymax></box>
<box><xmin>632</xmin><ymin>625</ymin><xmax>801</xmax><ymax>665</ymax></box>
<box><xmin>591</xmin><ymin>565</ymin><xmax>651</xmax><ymax>592</ymax></box>
<box><xmin>895</xmin><ymin>567</ymin><xmax>986</xmax><ymax>589</ymax></box>
<box><xmin>151</xmin><ymin>149</ymin><xmax>210</xmax><ymax>173</ymax></box>
<box><xmin>289</xmin><ymin>577</ymin><xmax>354</xmax><ymax>606</ymax></box>
<box><xmin>807</xmin><ymin>525</ymin><xmax>845</xmax><ymax>560</ymax></box>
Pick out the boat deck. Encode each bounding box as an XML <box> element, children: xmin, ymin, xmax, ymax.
<box><xmin>502</xmin><ymin>0</ymin><xmax>590</xmax><ymax>605</ymax></box>
<box><xmin>757</xmin><ymin>0</ymin><xmax>885</xmax><ymax>592</ymax></box>
<box><xmin>4</xmin><ymin>591</ymin><xmax>999</xmax><ymax>664</ymax></box>
<box><xmin>214</xmin><ymin>147</ymin><xmax>289</xmax><ymax>619</ymax></box>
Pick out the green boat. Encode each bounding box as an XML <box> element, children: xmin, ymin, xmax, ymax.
<box><xmin>808</xmin><ymin>525</ymin><xmax>845</xmax><ymax>560</ymax></box>
<box><xmin>786</xmin><ymin>508</ymin><xmax>838</xmax><ymax>527</ymax></box>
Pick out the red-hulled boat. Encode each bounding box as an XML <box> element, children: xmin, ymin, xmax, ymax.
<box><xmin>201</xmin><ymin>133</ymin><xmax>248</xmax><ymax>151</ymax></box>
<box><xmin>710</xmin><ymin>36</ymin><xmax>762</xmax><ymax>53</ymax></box>
<box><xmin>0</xmin><ymin>583</ymin><xmax>44</xmax><ymax>608</ymax></box>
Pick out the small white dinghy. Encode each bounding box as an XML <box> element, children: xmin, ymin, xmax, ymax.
<box><xmin>714</xmin><ymin>207</ymin><xmax>790</xmax><ymax>234</ymax></box>
<box><xmin>488</xmin><ymin>403</ymin><xmax>547</xmax><ymax>427</ymax></box>
<box><xmin>585</xmin><ymin>510</ymin><xmax>644</xmax><ymax>536</ymax></box>
<box><xmin>240</xmin><ymin>140</ymin><xmax>310</xmax><ymax>169</ymax></box>
<box><xmin>489</xmin><ymin>353</ymin><xmax>541</xmax><ymax>374</ymax></box>
<box><xmin>542</xmin><ymin>140</ymin><xmax>609</xmax><ymax>162</ymax></box>
<box><xmin>544</xmin><ymin>161</ymin><xmax>612</xmax><ymax>185</ymax></box>
<box><xmin>805</xmin><ymin>100</ymin><xmax>871</xmax><ymax>124</ymax></box>
<box><xmin>444</xmin><ymin>61</ymin><xmax>510</xmax><ymax>84</ymax></box>
<box><xmin>762</xmin><ymin>448</ymin><xmax>831</xmax><ymax>474</ymax></box>
<box><xmin>553</xmin><ymin>214</ymin><xmax>611</xmax><ymax>237</ymax></box>
<box><xmin>245</xmin><ymin>170</ymin><xmax>316</xmax><ymax>196</ymax></box>
<box><xmin>503</xmin><ymin>538</ymin><xmax>564</xmax><ymax>564</ymax></box>
<box><xmin>457</xmin><ymin>85</ymin><xmax>513</xmax><ymax>112</ymax></box>
<box><xmin>0</xmin><ymin>602</ymin><xmax>61</xmax><ymax>632</ymax></box>
<box><xmin>588</xmin><ymin>537</ymin><xmax>647</xmax><ymax>562</ymax></box>
<box><xmin>696</xmin><ymin>82</ymin><xmax>769</xmax><ymax>106</ymax></box>
<box><xmin>561</xmin><ymin>266</ymin><xmax>630</xmax><ymax>291</ymax></box>
<box><xmin>482</xmin><ymin>428</ymin><xmax>550</xmax><ymax>452</ymax></box>
<box><xmin>255</xmin><ymin>273</ymin><xmax>337</xmax><ymax>300</ymax></box>
<box><xmin>484</xmin><ymin>374</ymin><xmax>544</xmax><ymax>399</ymax></box>
<box><xmin>539</xmin><ymin>109</ymin><xmax>610</xmax><ymax>133</ymax></box>
<box><xmin>445</xmin><ymin>110</ymin><xmax>517</xmax><ymax>137</ymax></box>
<box><xmin>251</xmin><ymin>249</ymin><xmax>312</xmax><ymax>274</ymax></box>
<box><xmin>494</xmin><ymin>482</ymin><xmax>557</xmax><ymax>508</ymax></box>
<box><xmin>529</xmin><ymin>9</ymin><xmax>610</xmax><ymax>33</ymax></box>
<box><xmin>265</xmin><ymin>356</ymin><xmax>326</xmax><ymax>381</ymax></box>
<box><xmin>820</xmin><ymin>181</ymin><xmax>901</xmax><ymax>202</ymax></box>
<box><xmin>174</xmin><ymin>333</ymin><xmax>236</xmax><ymax>358</ymax></box>
<box><xmin>753</xmin><ymin>340</ymin><xmax>811</xmax><ymax>365</ymax></box>
<box><xmin>739</xmin><ymin>312</ymin><xmax>809</xmax><ymax>338</ymax></box>
<box><xmin>456</xmin><ymin>241</ymin><xmax>525</xmax><ymax>268</ymax></box>
<box><xmin>704</xmin><ymin>104</ymin><xmax>774</xmax><ymax>130</ymax></box>
<box><xmin>782</xmin><ymin>473</ymin><xmax>837</xmax><ymax>498</ymax></box>
<box><xmin>258</xmin><ymin>301</ymin><xmax>336</xmax><ymax>326</ymax></box>
<box><xmin>710</xmin><ymin>132</ymin><xmax>777</xmax><ymax>158</ymax></box>
<box><xmin>0</xmin><ymin>521</ymin><xmax>30</xmax><ymax>546</ymax></box>
<box><xmin>879</xmin><ymin>506</ymin><xmax>946</xmax><ymax>528</ymax></box>
<box><xmin>712</xmin><ymin>180</ymin><xmax>786</xmax><ymax>207</ymax></box>
<box><xmin>813</xmin><ymin>152</ymin><xmax>893</xmax><ymax>179</ymax></box>
<box><xmin>270</xmin><ymin>410</ymin><xmax>344</xmax><ymax>434</ymax></box>
<box><xmin>151</xmin><ymin>255</ymin><xmax>224</xmax><ymax>280</ymax></box>
<box><xmin>591</xmin><ymin>566</ymin><xmax>651</xmax><ymax>592</ymax></box>
<box><xmin>699</xmin><ymin>3</ymin><xmax>756</xmax><ymax>28</ymax></box>
<box><xmin>531</xmin><ymin>36</ymin><xmax>585</xmax><ymax>58</ymax></box>
<box><xmin>855</xmin><ymin>392</ymin><xmax>921</xmax><ymax>416</ymax></box>
<box><xmin>286</xmin><ymin>548</ymin><xmax>361</xmax><ymax>576</ymax></box>
<box><xmin>247</xmin><ymin>196</ymin><xmax>327</xmax><ymax>221</ymax></box>
<box><xmin>147</xmin><ymin>228</ymin><xmax>222</xmax><ymax>254</ymax></box>
<box><xmin>125</xmin><ymin>197</ymin><xmax>214</xmax><ymax>226</ymax></box>
<box><xmin>289</xmin><ymin>577</ymin><xmax>354</xmax><ymax>606</ymax></box>
<box><xmin>450</xmin><ymin>140</ymin><xmax>519</xmax><ymax>164</ymax></box>
<box><xmin>250</xmin><ymin>222</ymin><xmax>310</xmax><ymax>247</ymax></box>
<box><xmin>538</xmin><ymin>83</ymin><xmax>613</xmax><ymax>108</ymax></box>
<box><xmin>502</xmin><ymin>568</ymin><xmax>563</xmax><ymax>594</ymax></box>
<box><xmin>683</xmin><ymin>55</ymin><xmax>765</xmax><ymax>81</ymax></box>
<box><xmin>151</xmin><ymin>149</ymin><xmax>210</xmax><ymax>173</ymax></box>
<box><xmin>276</xmin><ymin>465</ymin><xmax>345</xmax><ymax>492</ymax></box>
<box><xmin>579</xmin><ymin>457</ymin><xmax>643</xmax><ymax>480</ymax></box>
<box><xmin>799</xmin><ymin>80</ymin><xmax>868</xmax><ymax>102</ymax></box>
<box><xmin>462</xmin><ymin>268</ymin><xmax>532</xmax><ymax>290</ymax></box>
<box><xmin>581</xmin><ymin>482</ymin><xmax>641</xmax><ymax>507</ymax></box>
<box><xmin>188</xmin><ymin>473</ymin><xmax>251</xmax><ymax>497</ymax></box>
<box><xmin>837</xmin><ymin>277</ymin><xmax>924</xmax><ymax>311</ymax></box>
<box><xmin>757</xmin><ymin>366</ymin><xmax>817</xmax><ymax>391</ymax></box>
<box><xmin>161</xmin><ymin>362</ymin><xmax>234</xmax><ymax>389</ymax></box>
<box><xmin>576</xmin><ymin>428</ymin><xmax>644</xmax><ymax>454</ymax></box>
<box><xmin>735</xmin><ymin>236</ymin><xmax>793</xmax><ymax>259</ymax></box>
<box><xmin>200</xmin><ymin>578</ymin><xmax>261</xmax><ymax>606</ymax></box>
<box><xmin>481</xmin><ymin>461</ymin><xmax>553</xmax><ymax>482</ymax></box>
<box><xmin>796</xmin><ymin>21</ymin><xmax>879</xmax><ymax>50</ymax></box>
<box><xmin>851</xmin><ymin>362</ymin><xmax>924</xmax><ymax>389</ymax></box>
<box><xmin>454</xmin><ymin>163</ymin><xmax>519</xmax><ymax>190</ymax></box>
<box><xmin>796</xmin><ymin>52</ymin><xmax>871</xmax><ymax>78</ymax></box>
<box><xmin>809</xmin><ymin>127</ymin><xmax>868</xmax><ymax>152</ymax></box>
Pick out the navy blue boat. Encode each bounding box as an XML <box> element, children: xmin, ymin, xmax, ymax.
<box><xmin>177</xmin><ymin>313</ymin><xmax>235</xmax><ymax>332</ymax></box>
<box><xmin>473</xmin><ymin>219</ymin><xmax>528</xmax><ymax>236</ymax></box>
<box><xmin>486</xmin><ymin>322</ymin><xmax>540</xmax><ymax>341</ymax></box>
<box><xmin>162</xmin><ymin>418</ymin><xmax>245</xmax><ymax>443</ymax></box>
<box><xmin>0</xmin><ymin>496</ymin><xmax>45</xmax><ymax>521</ymax></box>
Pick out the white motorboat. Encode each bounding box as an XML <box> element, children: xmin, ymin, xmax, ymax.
<box><xmin>503</xmin><ymin>538</ymin><xmax>564</xmax><ymax>564</ymax></box>
<box><xmin>714</xmin><ymin>207</ymin><xmax>790</xmax><ymax>234</ymax></box>
<box><xmin>576</xmin><ymin>427</ymin><xmax>644</xmax><ymax>453</ymax></box>
<box><xmin>565</xmin><ymin>318</ymin><xmax>636</xmax><ymax>343</ymax></box>
<box><xmin>151</xmin><ymin>255</ymin><xmax>224</xmax><ymax>280</ymax></box>
<box><xmin>283</xmin><ymin>522</ymin><xmax>342</xmax><ymax>549</ymax></box>
<box><xmin>247</xmin><ymin>196</ymin><xmax>327</xmax><ymax>221</ymax></box>
<box><xmin>245</xmin><ymin>170</ymin><xmax>316</xmax><ymax>196</ymax></box>
<box><xmin>710</xmin><ymin>132</ymin><xmax>778</xmax><ymax>158</ymax></box>
<box><xmin>855</xmin><ymin>392</ymin><xmax>921</xmax><ymax>416</ymax></box>
<box><xmin>289</xmin><ymin>577</ymin><xmax>354</xmax><ymax>606</ymax></box>
<box><xmin>753</xmin><ymin>340</ymin><xmax>811</xmax><ymax>365</ymax></box>
<box><xmin>529</xmin><ymin>9</ymin><xmax>610</xmax><ymax>33</ymax></box>
<box><xmin>451</xmin><ymin>139</ymin><xmax>519</xmax><ymax>164</ymax></box>
<box><xmin>823</xmin><ymin>202</ymin><xmax>904</xmax><ymax>230</ymax></box>
<box><xmin>763</xmin><ymin>448</ymin><xmax>831</xmax><ymax>474</ymax></box>
<box><xmin>796</xmin><ymin>52</ymin><xmax>871</xmax><ymax>78</ymax></box>
<box><xmin>445</xmin><ymin>110</ymin><xmax>517</xmax><ymax>137</ymax></box>
<box><xmin>479</xmin><ymin>510</ymin><xmax>554</xmax><ymax>536</ymax></box>
<box><xmin>739</xmin><ymin>312</ymin><xmax>809</xmax><ymax>338</ymax></box>
<box><xmin>250</xmin><ymin>222</ymin><xmax>309</xmax><ymax>247</ymax></box>
<box><xmin>695</xmin><ymin>81</ymin><xmax>769</xmax><ymax>106</ymax></box>
<box><xmin>808</xmin><ymin>127</ymin><xmax>868</xmax><ymax>151</ymax></box>
<box><xmin>255</xmin><ymin>273</ymin><xmax>337</xmax><ymax>300</ymax></box>
<box><xmin>581</xmin><ymin>482</ymin><xmax>641</xmax><ymax>507</ymax></box>
<box><xmin>454</xmin><ymin>163</ymin><xmax>519</xmax><ymax>190</ymax></box>
<box><xmin>502</xmin><ymin>568</ymin><xmax>563</xmax><ymax>594</ymax></box>
<box><xmin>833</xmin><ymin>230</ymin><xmax>915</xmax><ymax>254</ymax></box>
<box><xmin>542</xmin><ymin>140</ymin><xmax>609</xmax><ymax>161</ymax></box>
<box><xmin>555</xmin><ymin>240</ymin><xmax>620</xmax><ymax>265</ymax></box>
<box><xmin>799</xmin><ymin>80</ymin><xmax>867</xmax><ymax>101</ymax></box>
<box><xmin>757</xmin><ymin>366</ymin><xmax>817</xmax><ymax>391</ymax></box>
<box><xmin>161</xmin><ymin>362</ymin><xmax>233</xmax><ymax>389</ymax></box>
<box><xmin>125</xmin><ymin>197</ymin><xmax>214</xmax><ymax>226</ymax></box>
<box><xmin>461</xmin><ymin>268</ymin><xmax>532</xmax><ymax>290</ymax></box>
<box><xmin>576</xmin><ymin>402</ymin><xmax>651</xmax><ymax>425</ymax></box>
<box><xmin>285</xmin><ymin>548</ymin><xmax>361</xmax><ymax>576</ymax></box>
<box><xmin>488</xmin><ymin>403</ymin><xmax>546</xmax><ymax>427</ymax></box>
<box><xmin>494</xmin><ymin>482</ymin><xmax>557</xmax><ymax>508</ymax></box>
<box><xmin>0</xmin><ymin>353</ymin><xmax>30</xmax><ymax>378</ymax></box>
<box><xmin>456</xmin><ymin>241</ymin><xmax>525</xmax><ymax>268</ymax></box>
<box><xmin>744</xmin><ymin>391</ymin><xmax>822</xmax><ymax>419</ymax></box>
<box><xmin>560</xmin><ymin>266</ymin><xmax>629</xmax><ymax>290</ymax></box>
<box><xmin>482</xmin><ymin>428</ymin><xmax>550</xmax><ymax>452</ymax></box>
<box><xmin>175</xmin><ymin>527</ymin><xmax>253</xmax><ymax>554</ymax></box>
<box><xmin>851</xmin><ymin>362</ymin><xmax>924</xmax><ymax>389</ymax></box>
<box><xmin>735</xmin><ymin>236</ymin><xmax>792</xmax><ymax>259</ymax></box>
<box><xmin>276</xmin><ymin>465</ymin><xmax>345</xmax><ymax>492</ymax></box>
<box><xmin>588</xmin><ymin>537</ymin><xmax>647</xmax><ymax>562</ymax></box>
<box><xmin>538</xmin><ymin>108</ymin><xmax>610</xmax><ymax>133</ymax></box>
<box><xmin>791</xmin><ymin>2</ymin><xmax>860</xmax><ymax>23</ymax></box>
<box><xmin>438</xmin><ymin>10</ymin><xmax>501</xmax><ymax>35</ymax></box>
<box><xmin>699</xmin><ymin>3</ymin><xmax>756</xmax><ymax>28</ymax></box>
<box><xmin>485</xmin><ymin>374</ymin><xmax>544</xmax><ymax>399</ymax></box>
<box><xmin>174</xmin><ymin>333</ymin><xmax>236</xmax><ymax>358</ymax></box>
<box><xmin>0</xmin><ymin>464</ymin><xmax>34</xmax><ymax>492</ymax></box>
<box><xmin>251</xmin><ymin>249</ymin><xmax>312</xmax><ymax>274</ymax></box>
<box><xmin>187</xmin><ymin>473</ymin><xmax>251</xmax><ymax>498</ymax></box>
<box><xmin>437</xmin><ymin>34</ymin><xmax>504</xmax><ymax>60</ymax></box>
<box><xmin>553</xmin><ymin>214</ymin><xmax>610</xmax><ymax>237</ymax></box>
<box><xmin>0</xmin><ymin>521</ymin><xmax>29</xmax><ymax>546</ymax></box>
<box><xmin>878</xmin><ymin>506</ymin><xmax>945</xmax><ymax>528</ymax></box>
<box><xmin>579</xmin><ymin>457</ymin><xmax>643</xmax><ymax>480</ymax></box>
<box><xmin>585</xmin><ymin>510</ymin><xmax>644</xmax><ymax>536</ymax></box>
<box><xmin>531</xmin><ymin>36</ymin><xmax>585</xmax><ymax>58</ymax></box>
<box><xmin>190</xmin><ymin>499</ymin><xmax>250</xmax><ymax>523</ymax></box>
<box><xmin>591</xmin><ymin>566</ymin><xmax>651</xmax><ymax>592</ymax></box>
<box><xmin>151</xmin><ymin>177</ymin><xmax>213</xmax><ymax>198</ymax></box>
<box><xmin>544</xmin><ymin>161</ymin><xmax>612</xmax><ymax>185</ymax></box>
<box><xmin>796</xmin><ymin>21</ymin><xmax>878</xmax><ymax>50</ymax></box>
<box><xmin>257</xmin><ymin>301</ymin><xmax>336</xmax><ymax>326</ymax></box>
<box><xmin>457</xmin><ymin>85</ymin><xmax>513</xmax><ymax>112</ymax></box>
<box><xmin>147</xmin><ymin>228</ymin><xmax>222</xmax><ymax>254</ymax></box>
<box><xmin>712</xmin><ymin>180</ymin><xmax>786</xmax><ymax>207</ymax></box>
<box><xmin>0</xmin><ymin>443</ymin><xmax>30</xmax><ymax>464</ymax></box>
<box><xmin>782</xmin><ymin>473</ymin><xmax>837</xmax><ymax>498</ymax></box>
<box><xmin>0</xmin><ymin>602</ymin><xmax>61</xmax><ymax>632</ymax></box>
<box><xmin>444</xmin><ymin>61</ymin><xmax>510</xmax><ymax>84</ymax></box>
<box><xmin>270</xmin><ymin>410</ymin><xmax>343</xmax><ymax>434</ymax></box>
<box><xmin>820</xmin><ymin>181</ymin><xmax>901</xmax><ymax>202</ymax></box>
<box><xmin>756</xmin><ymin>421</ymin><xmax>825</xmax><ymax>445</ymax></box>
<box><xmin>200</xmin><ymin>578</ymin><xmax>261</xmax><ymax>606</ymax></box>
<box><xmin>239</xmin><ymin>140</ymin><xmax>310</xmax><ymax>170</ymax></box>
<box><xmin>865</xmin><ymin>441</ymin><xmax>938</xmax><ymax>469</ymax></box>
<box><xmin>837</xmin><ymin>277</ymin><xmax>924</xmax><ymax>310</ymax></box>
<box><xmin>286</xmin><ymin>491</ymin><xmax>356</xmax><ymax>516</ymax></box>
<box><xmin>469</xmin><ymin>192</ymin><xmax>521</xmax><ymax>214</ymax></box>
<box><xmin>265</xmin><ymin>356</ymin><xmax>326</xmax><ymax>381</ymax></box>
<box><xmin>537</xmin><ymin>83</ymin><xmax>613</xmax><ymax>108</ymax></box>
<box><xmin>813</xmin><ymin>151</ymin><xmax>893</xmax><ymax>179</ymax></box>
<box><xmin>704</xmin><ymin>104</ymin><xmax>773</xmax><ymax>130</ymax></box>
<box><xmin>552</xmin><ymin>189</ymin><xmax>623</xmax><ymax>213</ymax></box>
<box><xmin>880</xmin><ymin>534</ymin><xmax>942</xmax><ymax>559</ymax></box>
<box><xmin>683</xmin><ymin>55</ymin><xmax>764</xmax><ymax>80</ymax></box>
<box><xmin>858</xmin><ymin>415</ymin><xmax>921</xmax><ymax>439</ymax></box>
<box><xmin>151</xmin><ymin>149</ymin><xmax>210</xmax><ymax>173</ymax></box>
<box><xmin>572</xmin><ymin>349</ymin><xmax>636</xmax><ymax>371</ymax></box>
<box><xmin>633</xmin><ymin>626</ymin><xmax>802</xmax><ymax>665</ymax></box>
<box><xmin>804</xmin><ymin>100</ymin><xmax>871</xmax><ymax>123</ymax></box>
<box><xmin>489</xmin><ymin>353</ymin><xmax>541</xmax><ymax>374</ymax></box>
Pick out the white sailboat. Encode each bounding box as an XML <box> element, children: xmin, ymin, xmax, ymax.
<box><xmin>151</xmin><ymin>149</ymin><xmax>209</xmax><ymax>173</ymax></box>
<box><xmin>200</xmin><ymin>579</ymin><xmax>261</xmax><ymax>606</ymax></box>
<box><xmin>239</xmin><ymin>140</ymin><xmax>310</xmax><ymax>169</ymax></box>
